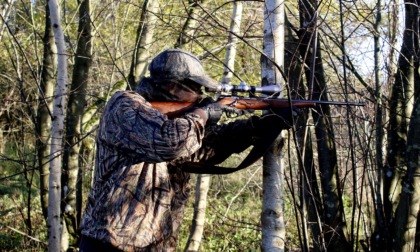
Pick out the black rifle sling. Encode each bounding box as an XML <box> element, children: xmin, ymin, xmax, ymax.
<box><xmin>180</xmin><ymin>127</ymin><xmax>283</xmax><ymax>174</ymax></box>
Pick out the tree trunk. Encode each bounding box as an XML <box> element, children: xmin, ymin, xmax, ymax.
<box><xmin>284</xmin><ymin>16</ymin><xmax>324</xmax><ymax>252</ymax></box>
<box><xmin>185</xmin><ymin>3</ymin><xmax>243</xmax><ymax>250</ymax></box>
<box><xmin>48</xmin><ymin>0</ymin><xmax>69</xmax><ymax>249</ymax></box>
<box><xmin>373</xmin><ymin>1</ymin><xmax>388</xmax><ymax>247</ymax></box>
<box><xmin>221</xmin><ymin>1</ymin><xmax>242</xmax><ymax>84</ymax></box>
<box><xmin>390</xmin><ymin>0</ymin><xmax>420</xmax><ymax>250</ymax></box>
<box><xmin>185</xmin><ymin>174</ymin><xmax>211</xmax><ymax>251</ymax></box>
<box><xmin>379</xmin><ymin>0</ymin><xmax>399</xmax><ymax>250</ymax></box>
<box><xmin>310</xmin><ymin>45</ymin><xmax>349</xmax><ymax>252</ymax></box>
<box><xmin>61</xmin><ymin>0</ymin><xmax>92</xmax><ymax>249</ymax></box>
<box><xmin>174</xmin><ymin>0</ymin><xmax>206</xmax><ymax>49</ymax></box>
<box><xmin>261</xmin><ymin>0</ymin><xmax>285</xmax><ymax>251</ymax></box>
<box><xmin>128</xmin><ymin>0</ymin><xmax>159</xmax><ymax>89</ymax></box>
<box><xmin>393</xmin><ymin>97</ymin><xmax>420</xmax><ymax>251</ymax></box>
<box><xmin>37</xmin><ymin>1</ymin><xmax>57</xmax><ymax>222</ymax></box>
<box><xmin>385</xmin><ymin>0</ymin><xmax>417</xmax><ymax>219</ymax></box>
<box><xmin>297</xmin><ymin>0</ymin><xmax>349</xmax><ymax>250</ymax></box>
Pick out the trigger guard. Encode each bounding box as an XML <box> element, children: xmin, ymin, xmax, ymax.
<box><xmin>224</xmin><ymin>107</ymin><xmax>240</xmax><ymax>118</ymax></box>
<box><xmin>226</xmin><ymin>111</ymin><xmax>237</xmax><ymax>118</ymax></box>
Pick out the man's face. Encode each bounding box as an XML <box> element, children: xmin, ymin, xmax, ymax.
<box><xmin>163</xmin><ymin>80</ymin><xmax>203</xmax><ymax>102</ymax></box>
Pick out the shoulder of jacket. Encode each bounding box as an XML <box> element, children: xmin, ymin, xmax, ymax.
<box><xmin>109</xmin><ymin>90</ymin><xmax>147</xmax><ymax>103</ymax></box>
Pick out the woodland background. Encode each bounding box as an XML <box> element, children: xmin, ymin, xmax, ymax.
<box><xmin>0</xmin><ymin>0</ymin><xmax>419</xmax><ymax>251</ymax></box>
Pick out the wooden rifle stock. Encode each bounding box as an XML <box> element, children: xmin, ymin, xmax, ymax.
<box><xmin>150</xmin><ymin>97</ymin><xmax>365</xmax><ymax>117</ymax></box>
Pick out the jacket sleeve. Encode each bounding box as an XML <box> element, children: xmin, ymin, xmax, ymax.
<box><xmin>97</xmin><ymin>91</ymin><xmax>206</xmax><ymax>163</ymax></box>
<box><xmin>195</xmin><ymin>117</ymin><xmax>258</xmax><ymax>165</ymax></box>
<box><xmin>195</xmin><ymin>113</ymin><xmax>291</xmax><ymax>165</ymax></box>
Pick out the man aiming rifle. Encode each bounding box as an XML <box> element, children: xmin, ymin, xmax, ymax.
<box><xmin>79</xmin><ymin>49</ymin><xmax>295</xmax><ymax>251</ymax></box>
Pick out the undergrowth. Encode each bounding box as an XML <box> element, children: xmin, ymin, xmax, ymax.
<box><xmin>0</xmin><ymin>148</ymin><xmax>301</xmax><ymax>251</ymax></box>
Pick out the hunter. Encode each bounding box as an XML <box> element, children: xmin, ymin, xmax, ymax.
<box><xmin>79</xmin><ymin>49</ymin><xmax>293</xmax><ymax>251</ymax></box>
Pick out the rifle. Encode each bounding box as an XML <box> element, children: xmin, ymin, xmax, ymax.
<box><xmin>152</xmin><ymin>83</ymin><xmax>364</xmax><ymax>174</ymax></box>
<box><xmin>150</xmin><ymin>82</ymin><xmax>365</xmax><ymax>118</ymax></box>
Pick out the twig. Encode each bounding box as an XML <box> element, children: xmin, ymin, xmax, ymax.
<box><xmin>6</xmin><ymin>225</ymin><xmax>47</xmax><ymax>245</ymax></box>
<box><xmin>223</xmin><ymin>165</ymin><xmax>261</xmax><ymax>220</ymax></box>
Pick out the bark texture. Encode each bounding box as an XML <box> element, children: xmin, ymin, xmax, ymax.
<box><xmin>128</xmin><ymin>0</ymin><xmax>159</xmax><ymax>89</ymax></box>
<box><xmin>261</xmin><ymin>0</ymin><xmax>286</xmax><ymax>251</ymax></box>
<box><xmin>61</xmin><ymin>0</ymin><xmax>92</xmax><ymax>248</ymax></box>
<box><xmin>48</xmin><ymin>0</ymin><xmax>69</xmax><ymax>249</ymax></box>
<box><xmin>37</xmin><ymin>1</ymin><xmax>57</xmax><ymax>222</ymax></box>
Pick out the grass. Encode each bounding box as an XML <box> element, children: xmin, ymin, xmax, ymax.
<box><xmin>177</xmin><ymin>166</ymin><xmax>264</xmax><ymax>251</ymax></box>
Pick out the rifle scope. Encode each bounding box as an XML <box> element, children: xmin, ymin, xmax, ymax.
<box><xmin>208</xmin><ymin>82</ymin><xmax>282</xmax><ymax>95</ymax></box>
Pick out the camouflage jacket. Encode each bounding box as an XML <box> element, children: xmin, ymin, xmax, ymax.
<box><xmin>80</xmin><ymin>91</ymin><xmax>256</xmax><ymax>251</ymax></box>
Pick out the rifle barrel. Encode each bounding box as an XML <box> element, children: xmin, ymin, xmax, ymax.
<box><xmin>302</xmin><ymin>100</ymin><xmax>366</xmax><ymax>106</ymax></box>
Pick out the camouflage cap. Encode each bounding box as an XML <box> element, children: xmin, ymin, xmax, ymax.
<box><xmin>149</xmin><ymin>49</ymin><xmax>219</xmax><ymax>89</ymax></box>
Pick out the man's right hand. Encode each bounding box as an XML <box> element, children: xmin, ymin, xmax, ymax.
<box><xmin>196</xmin><ymin>97</ymin><xmax>255</xmax><ymax>125</ymax></box>
<box><xmin>197</xmin><ymin>97</ymin><xmax>224</xmax><ymax>125</ymax></box>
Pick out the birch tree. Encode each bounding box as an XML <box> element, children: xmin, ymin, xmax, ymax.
<box><xmin>260</xmin><ymin>0</ymin><xmax>286</xmax><ymax>250</ymax></box>
<box><xmin>0</xmin><ymin>0</ymin><xmax>16</xmax><ymax>40</ymax></box>
<box><xmin>47</xmin><ymin>0</ymin><xmax>68</xmax><ymax>249</ymax></box>
<box><xmin>37</xmin><ymin>1</ymin><xmax>57</xmax><ymax>222</ymax></box>
<box><xmin>185</xmin><ymin>174</ymin><xmax>211</xmax><ymax>251</ymax></box>
<box><xmin>221</xmin><ymin>2</ymin><xmax>242</xmax><ymax>84</ymax></box>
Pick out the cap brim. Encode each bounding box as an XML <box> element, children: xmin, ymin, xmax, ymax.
<box><xmin>188</xmin><ymin>76</ymin><xmax>219</xmax><ymax>90</ymax></box>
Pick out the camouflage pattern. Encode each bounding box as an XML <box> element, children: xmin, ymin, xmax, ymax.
<box><xmin>80</xmin><ymin>90</ymin><xmax>255</xmax><ymax>251</ymax></box>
